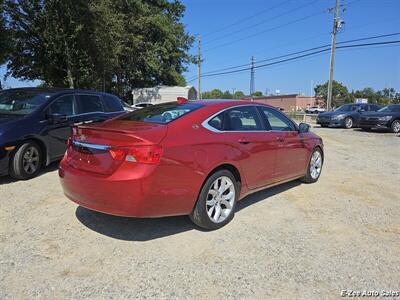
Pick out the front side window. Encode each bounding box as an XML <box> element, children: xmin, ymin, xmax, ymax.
<box><xmin>77</xmin><ymin>95</ymin><xmax>104</xmax><ymax>113</ymax></box>
<box><xmin>223</xmin><ymin>106</ymin><xmax>263</xmax><ymax>131</ymax></box>
<box><xmin>0</xmin><ymin>90</ymin><xmax>55</xmax><ymax>115</ymax></box>
<box><xmin>49</xmin><ymin>95</ymin><xmax>76</xmax><ymax>116</ymax></box>
<box><xmin>120</xmin><ymin>102</ymin><xmax>204</xmax><ymax>124</ymax></box>
<box><xmin>259</xmin><ymin>106</ymin><xmax>296</xmax><ymax>131</ymax></box>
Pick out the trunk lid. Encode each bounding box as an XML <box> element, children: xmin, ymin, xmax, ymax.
<box><xmin>66</xmin><ymin>120</ymin><xmax>167</xmax><ymax>175</ymax></box>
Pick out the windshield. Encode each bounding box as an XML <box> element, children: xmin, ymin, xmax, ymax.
<box><xmin>0</xmin><ymin>90</ymin><xmax>54</xmax><ymax>115</ymax></box>
<box><xmin>335</xmin><ymin>104</ymin><xmax>353</xmax><ymax>112</ymax></box>
<box><xmin>120</xmin><ymin>102</ymin><xmax>204</xmax><ymax>124</ymax></box>
<box><xmin>378</xmin><ymin>105</ymin><xmax>400</xmax><ymax>112</ymax></box>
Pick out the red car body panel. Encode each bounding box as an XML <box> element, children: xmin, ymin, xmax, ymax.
<box><xmin>59</xmin><ymin>100</ymin><xmax>323</xmax><ymax>218</ymax></box>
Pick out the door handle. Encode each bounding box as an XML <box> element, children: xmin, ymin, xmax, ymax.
<box><xmin>276</xmin><ymin>136</ymin><xmax>285</xmax><ymax>142</ymax></box>
<box><xmin>238</xmin><ymin>139</ymin><xmax>250</xmax><ymax>145</ymax></box>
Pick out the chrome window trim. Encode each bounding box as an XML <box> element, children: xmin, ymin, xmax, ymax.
<box><xmin>201</xmin><ymin>104</ymin><xmax>299</xmax><ymax>133</ymax></box>
<box><xmin>71</xmin><ymin>140</ymin><xmax>111</xmax><ymax>150</ymax></box>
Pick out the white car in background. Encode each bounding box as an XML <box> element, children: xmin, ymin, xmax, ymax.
<box><xmin>305</xmin><ymin>106</ymin><xmax>326</xmax><ymax>114</ymax></box>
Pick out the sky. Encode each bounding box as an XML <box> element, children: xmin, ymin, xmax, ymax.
<box><xmin>181</xmin><ymin>0</ymin><xmax>400</xmax><ymax>95</ymax></box>
<box><xmin>1</xmin><ymin>0</ymin><xmax>399</xmax><ymax>96</ymax></box>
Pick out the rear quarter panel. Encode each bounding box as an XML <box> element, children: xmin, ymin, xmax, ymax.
<box><xmin>151</xmin><ymin>106</ymin><xmax>247</xmax><ymax>215</ymax></box>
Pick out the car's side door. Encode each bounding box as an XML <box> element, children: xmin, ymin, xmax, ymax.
<box><xmin>44</xmin><ymin>94</ymin><xmax>81</xmax><ymax>159</ymax></box>
<box><xmin>258</xmin><ymin>106</ymin><xmax>309</xmax><ymax>181</ymax></box>
<box><xmin>212</xmin><ymin>105</ymin><xmax>280</xmax><ymax>189</ymax></box>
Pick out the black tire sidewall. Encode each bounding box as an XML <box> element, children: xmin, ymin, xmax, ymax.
<box><xmin>190</xmin><ymin>170</ymin><xmax>239</xmax><ymax>230</ymax></box>
<box><xmin>301</xmin><ymin>148</ymin><xmax>323</xmax><ymax>183</ymax></box>
<box><xmin>11</xmin><ymin>141</ymin><xmax>42</xmax><ymax>180</ymax></box>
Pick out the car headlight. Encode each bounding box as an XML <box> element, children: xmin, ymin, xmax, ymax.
<box><xmin>378</xmin><ymin>116</ymin><xmax>392</xmax><ymax>121</ymax></box>
<box><xmin>332</xmin><ymin>114</ymin><xmax>346</xmax><ymax>120</ymax></box>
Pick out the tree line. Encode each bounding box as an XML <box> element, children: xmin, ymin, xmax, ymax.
<box><xmin>0</xmin><ymin>0</ymin><xmax>194</xmax><ymax>98</ymax></box>
<box><xmin>314</xmin><ymin>81</ymin><xmax>400</xmax><ymax>107</ymax></box>
<box><xmin>202</xmin><ymin>89</ymin><xmax>263</xmax><ymax>99</ymax></box>
<box><xmin>202</xmin><ymin>81</ymin><xmax>400</xmax><ymax>106</ymax></box>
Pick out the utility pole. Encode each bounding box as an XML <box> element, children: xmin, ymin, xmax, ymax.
<box><xmin>326</xmin><ymin>0</ymin><xmax>344</xmax><ymax>110</ymax></box>
<box><xmin>327</xmin><ymin>0</ymin><xmax>344</xmax><ymax>111</ymax></box>
<box><xmin>250</xmin><ymin>56</ymin><xmax>255</xmax><ymax>97</ymax></box>
<box><xmin>197</xmin><ymin>35</ymin><xmax>202</xmax><ymax>100</ymax></box>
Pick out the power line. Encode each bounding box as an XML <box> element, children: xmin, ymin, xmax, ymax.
<box><xmin>198</xmin><ymin>17</ymin><xmax>400</xmax><ymax>76</ymax></box>
<box><xmin>199</xmin><ymin>32</ymin><xmax>400</xmax><ymax>77</ymax></box>
<box><xmin>197</xmin><ymin>40</ymin><xmax>400</xmax><ymax>79</ymax></box>
<box><xmin>204</xmin><ymin>0</ymin><xmax>322</xmax><ymax>45</ymax></box>
<box><xmin>204</xmin><ymin>10</ymin><xmax>326</xmax><ymax>54</ymax></box>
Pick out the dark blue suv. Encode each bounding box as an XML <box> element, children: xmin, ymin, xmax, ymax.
<box><xmin>0</xmin><ymin>88</ymin><xmax>126</xmax><ymax>179</ymax></box>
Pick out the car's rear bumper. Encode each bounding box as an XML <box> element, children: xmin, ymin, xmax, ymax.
<box><xmin>59</xmin><ymin>159</ymin><xmax>194</xmax><ymax>218</ymax></box>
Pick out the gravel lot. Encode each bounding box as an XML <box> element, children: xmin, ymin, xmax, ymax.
<box><xmin>1</xmin><ymin>127</ymin><xmax>399</xmax><ymax>299</ymax></box>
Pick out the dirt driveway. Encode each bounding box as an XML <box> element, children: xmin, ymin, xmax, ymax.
<box><xmin>1</xmin><ymin>127</ymin><xmax>399</xmax><ymax>299</ymax></box>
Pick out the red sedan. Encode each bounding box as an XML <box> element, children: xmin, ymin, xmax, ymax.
<box><xmin>59</xmin><ymin>100</ymin><xmax>324</xmax><ymax>229</ymax></box>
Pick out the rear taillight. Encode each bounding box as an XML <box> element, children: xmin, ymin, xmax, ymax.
<box><xmin>110</xmin><ymin>145</ymin><xmax>163</xmax><ymax>164</ymax></box>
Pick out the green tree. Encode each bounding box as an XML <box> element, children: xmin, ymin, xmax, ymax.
<box><xmin>202</xmin><ymin>89</ymin><xmax>223</xmax><ymax>99</ymax></box>
<box><xmin>233</xmin><ymin>90</ymin><xmax>245</xmax><ymax>99</ymax></box>
<box><xmin>314</xmin><ymin>80</ymin><xmax>349</xmax><ymax>107</ymax></box>
<box><xmin>4</xmin><ymin>0</ymin><xmax>193</xmax><ymax>94</ymax></box>
<box><xmin>222</xmin><ymin>90</ymin><xmax>232</xmax><ymax>99</ymax></box>
<box><xmin>0</xmin><ymin>0</ymin><xmax>10</xmax><ymax>89</ymax></box>
<box><xmin>252</xmin><ymin>91</ymin><xmax>263</xmax><ymax>97</ymax></box>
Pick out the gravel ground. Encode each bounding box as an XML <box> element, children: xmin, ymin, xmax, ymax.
<box><xmin>1</xmin><ymin>127</ymin><xmax>399</xmax><ymax>299</ymax></box>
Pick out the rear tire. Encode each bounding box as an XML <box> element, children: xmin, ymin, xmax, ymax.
<box><xmin>344</xmin><ymin>117</ymin><xmax>353</xmax><ymax>129</ymax></box>
<box><xmin>190</xmin><ymin>170</ymin><xmax>239</xmax><ymax>230</ymax></box>
<box><xmin>300</xmin><ymin>148</ymin><xmax>323</xmax><ymax>184</ymax></box>
<box><xmin>391</xmin><ymin>120</ymin><xmax>400</xmax><ymax>133</ymax></box>
<box><xmin>10</xmin><ymin>141</ymin><xmax>42</xmax><ymax>180</ymax></box>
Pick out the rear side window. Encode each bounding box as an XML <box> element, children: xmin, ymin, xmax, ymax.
<box><xmin>103</xmin><ymin>94</ymin><xmax>123</xmax><ymax>112</ymax></box>
<box><xmin>369</xmin><ymin>105</ymin><xmax>381</xmax><ymax>111</ymax></box>
<box><xmin>50</xmin><ymin>95</ymin><xmax>77</xmax><ymax>116</ymax></box>
<box><xmin>120</xmin><ymin>102</ymin><xmax>203</xmax><ymax>124</ymax></box>
<box><xmin>223</xmin><ymin>106</ymin><xmax>263</xmax><ymax>131</ymax></box>
<box><xmin>77</xmin><ymin>95</ymin><xmax>104</xmax><ymax>113</ymax></box>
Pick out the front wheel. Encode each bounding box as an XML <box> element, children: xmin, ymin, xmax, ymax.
<box><xmin>391</xmin><ymin>120</ymin><xmax>400</xmax><ymax>133</ymax></box>
<box><xmin>344</xmin><ymin>117</ymin><xmax>353</xmax><ymax>129</ymax></box>
<box><xmin>10</xmin><ymin>141</ymin><xmax>42</xmax><ymax>180</ymax></box>
<box><xmin>300</xmin><ymin>148</ymin><xmax>323</xmax><ymax>183</ymax></box>
<box><xmin>190</xmin><ymin>170</ymin><xmax>239</xmax><ymax>230</ymax></box>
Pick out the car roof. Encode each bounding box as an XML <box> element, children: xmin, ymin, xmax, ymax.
<box><xmin>189</xmin><ymin>99</ymin><xmax>273</xmax><ymax>108</ymax></box>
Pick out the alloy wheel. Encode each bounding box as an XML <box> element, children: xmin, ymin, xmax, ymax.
<box><xmin>310</xmin><ymin>151</ymin><xmax>322</xmax><ymax>180</ymax></box>
<box><xmin>345</xmin><ymin>117</ymin><xmax>353</xmax><ymax>129</ymax></box>
<box><xmin>392</xmin><ymin>120</ymin><xmax>400</xmax><ymax>133</ymax></box>
<box><xmin>206</xmin><ymin>176</ymin><xmax>235</xmax><ymax>223</ymax></box>
<box><xmin>22</xmin><ymin>146</ymin><xmax>40</xmax><ymax>175</ymax></box>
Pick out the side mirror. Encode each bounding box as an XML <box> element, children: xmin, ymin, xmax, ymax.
<box><xmin>48</xmin><ymin>113</ymin><xmax>68</xmax><ymax>124</ymax></box>
<box><xmin>298</xmin><ymin>122</ymin><xmax>310</xmax><ymax>133</ymax></box>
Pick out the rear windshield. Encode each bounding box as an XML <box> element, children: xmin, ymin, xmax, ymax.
<box><xmin>120</xmin><ymin>102</ymin><xmax>204</xmax><ymax>124</ymax></box>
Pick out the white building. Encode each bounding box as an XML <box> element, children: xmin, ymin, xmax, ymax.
<box><xmin>131</xmin><ymin>86</ymin><xmax>198</xmax><ymax>105</ymax></box>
